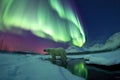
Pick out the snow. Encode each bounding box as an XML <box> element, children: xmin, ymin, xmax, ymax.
<box><xmin>66</xmin><ymin>32</ymin><xmax>120</xmax><ymax>66</ymax></box>
<box><xmin>66</xmin><ymin>46</ymin><xmax>85</xmax><ymax>53</ymax></box>
<box><xmin>0</xmin><ymin>53</ymin><xmax>84</xmax><ymax>80</ymax></box>
<box><xmin>83</xmin><ymin>49</ymin><xmax>120</xmax><ymax>66</ymax></box>
<box><xmin>66</xmin><ymin>49</ymin><xmax>120</xmax><ymax>66</ymax></box>
<box><xmin>40</xmin><ymin>48</ymin><xmax>120</xmax><ymax>66</ymax></box>
<box><xmin>85</xmin><ymin>32</ymin><xmax>120</xmax><ymax>51</ymax></box>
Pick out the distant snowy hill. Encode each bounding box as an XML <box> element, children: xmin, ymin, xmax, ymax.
<box><xmin>66</xmin><ymin>46</ymin><xmax>85</xmax><ymax>53</ymax></box>
<box><xmin>86</xmin><ymin>32</ymin><xmax>120</xmax><ymax>51</ymax></box>
<box><xmin>104</xmin><ymin>32</ymin><xmax>120</xmax><ymax>50</ymax></box>
<box><xmin>0</xmin><ymin>53</ymin><xmax>84</xmax><ymax>80</ymax></box>
<box><xmin>66</xmin><ymin>32</ymin><xmax>120</xmax><ymax>52</ymax></box>
<box><xmin>66</xmin><ymin>32</ymin><xmax>120</xmax><ymax>66</ymax></box>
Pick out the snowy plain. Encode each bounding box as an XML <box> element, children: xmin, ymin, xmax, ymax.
<box><xmin>0</xmin><ymin>47</ymin><xmax>120</xmax><ymax>80</ymax></box>
<box><xmin>0</xmin><ymin>53</ymin><xmax>85</xmax><ymax>80</ymax></box>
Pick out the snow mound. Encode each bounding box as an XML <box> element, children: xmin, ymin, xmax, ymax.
<box><xmin>86</xmin><ymin>32</ymin><xmax>120</xmax><ymax>51</ymax></box>
<box><xmin>84</xmin><ymin>49</ymin><xmax>120</xmax><ymax>65</ymax></box>
<box><xmin>104</xmin><ymin>32</ymin><xmax>120</xmax><ymax>50</ymax></box>
<box><xmin>66</xmin><ymin>49</ymin><xmax>120</xmax><ymax>66</ymax></box>
<box><xmin>0</xmin><ymin>53</ymin><xmax>84</xmax><ymax>80</ymax></box>
<box><xmin>66</xmin><ymin>46</ymin><xmax>85</xmax><ymax>53</ymax></box>
<box><xmin>66</xmin><ymin>32</ymin><xmax>120</xmax><ymax>52</ymax></box>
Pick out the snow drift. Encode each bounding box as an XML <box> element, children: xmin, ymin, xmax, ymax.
<box><xmin>0</xmin><ymin>53</ymin><xmax>84</xmax><ymax>80</ymax></box>
<box><xmin>87</xmin><ymin>32</ymin><xmax>120</xmax><ymax>51</ymax></box>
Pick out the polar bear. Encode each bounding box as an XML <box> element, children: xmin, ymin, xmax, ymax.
<box><xmin>44</xmin><ymin>48</ymin><xmax>67</xmax><ymax>66</ymax></box>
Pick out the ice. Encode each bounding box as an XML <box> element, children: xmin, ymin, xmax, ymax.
<box><xmin>84</xmin><ymin>49</ymin><xmax>120</xmax><ymax>65</ymax></box>
<box><xmin>67</xmin><ymin>49</ymin><xmax>120</xmax><ymax>66</ymax></box>
<box><xmin>0</xmin><ymin>53</ymin><xmax>84</xmax><ymax>80</ymax></box>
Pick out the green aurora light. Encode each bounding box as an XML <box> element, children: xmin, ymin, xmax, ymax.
<box><xmin>0</xmin><ymin>0</ymin><xmax>86</xmax><ymax>47</ymax></box>
<box><xmin>74</xmin><ymin>62</ymin><xmax>88</xmax><ymax>79</ymax></box>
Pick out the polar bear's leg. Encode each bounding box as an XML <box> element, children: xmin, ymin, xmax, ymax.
<box><xmin>60</xmin><ymin>51</ymin><xmax>67</xmax><ymax>62</ymax></box>
<box><xmin>51</xmin><ymin>53</ymin><xmax>56</xmax><ymax>64</ymax></box>
<box><xmin>59</xmin><ymin>51</ymin><xmax>67</xmax><ymax>67</ymax></box>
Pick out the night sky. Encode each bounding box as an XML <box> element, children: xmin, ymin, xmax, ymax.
<box><xmin>0</xmin><ymin>0</ymin><xmax>120</xmax><ymax>53</ymax></box>
<box><xmin>75</xmin><ymin>0</ymin><xmax>120</xmax><ymax>44</ymax></box>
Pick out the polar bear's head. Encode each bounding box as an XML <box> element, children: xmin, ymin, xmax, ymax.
<box><xmin>44</xmin><ymin>48</ymin><xmax>64</xmax><ymax>52</ymax></box>
<box><xmin>43</xmin><ymin>48</ymin><xmax>55</xmax><ymax>54</ymax></box>
<box><xmin>44</xmin><ymin>48</ymin><xmax>52</xmax><ymax>52</ymax></box>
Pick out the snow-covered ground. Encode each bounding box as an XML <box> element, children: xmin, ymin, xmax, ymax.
<box><xmin>67</xmin><ymin>49</ymin><xmax>120</xmax><ymax>66</ymax></box>
<box><xmin>41</xmin><ymin>48</ymin><xmax>120</xmax><ymax>66</ymax></box>
<box><xmin>84</xmin><ymin>49</ymin><xmax>120</xmax><ymax>66</ymax></box>
<box><xmin>0</xmin><ymin>53</ymin><xmax>84</xmax><ymax>80</ymax></box>
<box><xmin>66</xmin><ymin>32</ymin><xmax>120</xmax><ymax>66</ymax></box>
<box><xmin>0</xmin><ymin>49</ymin><xmax>119</xmax><ymax>80</ymax></box>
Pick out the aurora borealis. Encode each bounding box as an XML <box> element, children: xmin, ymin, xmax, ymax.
<box><xmin>0</xmin><ymin>0</ymin><xmax>120</xmax><ymax>53</ymax></box>
<box><xmin>0</xmin><ymin>0</ymin><xmax>85</xmax><ymax>50</ymax></box>
<box><xmin>74</xmin><ymin>62</ymin><xmax>87</xmax><ymax>79</ymax></box>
